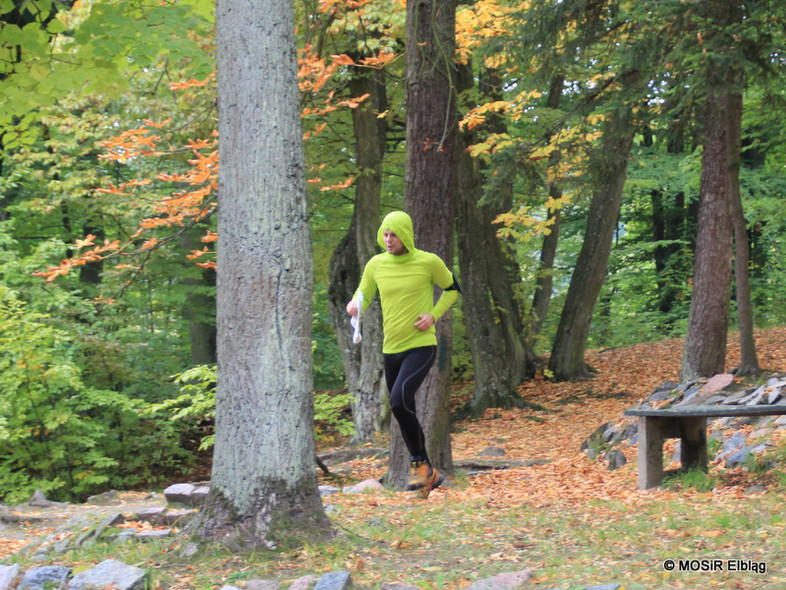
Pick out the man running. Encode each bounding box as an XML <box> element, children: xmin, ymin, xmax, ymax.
<box><xmin>346</xmin><ymin>210</ymin><xmax>461</xmax><ymax>499</ymax></box>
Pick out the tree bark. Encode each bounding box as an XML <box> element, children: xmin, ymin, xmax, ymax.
<box><xmin>455</xmin><ymin>63</ymin><xmax>533</xmax><ymax>414</ymax></box>
<box><xmin>189</xmin><ymin>0</ymin><xmax>331</xmax><ymax>548</ymax></box>
<box><xmin>680</xmin><ymin>0</ymin><xmax>744</xmax><ymax>381</ymax></box>
<box><xmin>327</xmin><ymin>65</ymin><xmax>388</xmax><ymax>444</ymax></box>
<box><xmin>387</xmin><ymin>0</ymin><xmax>458</xmax><ymax>489</ymax></box>
<box><xmin>729</xmin><ymin>91</ymin><xmax>759</xmax><ymax>377</ymax></box>
<box><xmin>531</xmin><ymin>74</ymin><xmax>565</xmax><ymax>336</ymax></box>
<box><xmin>680</xmin><ymin>91</ymin><xmax>736</xmax><ymax>380</ymax></box>
<box><xmin>548</xmin><ymin>104</ymin><xmax>637</xmax><ymax>381</ymax></box>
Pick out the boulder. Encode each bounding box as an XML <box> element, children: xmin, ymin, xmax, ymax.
<box><xmin>66</xmin><ymin>559</ymin><xmax>145</xmax><ymax>590</ymax></box>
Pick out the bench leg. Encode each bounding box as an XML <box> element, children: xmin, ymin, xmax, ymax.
<box><xmin>679</xmin><ymin>416</ymin><xmax>708</xmax><ymax>472</ymax></box>
<box><xmin>638</xmin><ymin>416</ymin><xmax>667</xmax><ymax>490</ymax></box>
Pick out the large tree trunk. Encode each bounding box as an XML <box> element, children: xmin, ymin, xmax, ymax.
<box><xmin>326</xmin><ymin>65</ymin><xmax>388</xmax><ymax>444</ymax></box>
<box><xmin>548</xmin><ymin>104</ymin><xmax>637</xmax><ymax>381</ymax></box>
<box><xmin>680</xmin><ymin>0</ymin><xmax>743</xmax><ymax>381</ymax></box>
<box><xmin>189</xmin><ymin>0</ymin><xmax>331</xmax><ymax>548</ymax></box>
<box><xmin>387</xmin><ymin>0</ymin><xmax>458</xmax><ymax>489</ymax></box>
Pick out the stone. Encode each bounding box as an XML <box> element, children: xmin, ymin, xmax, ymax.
<box><xmin>344</xmin><ymin>479</ymin><xmax>384</xmax><ymax>494</ymax></box>
<box><xmin>191</xmin><ymin>486</ymin><xmax>210</xmax><ymax>505</ymax></box>
<box><xmin>479</xmin><ymin>446</ymin><xmax>507</xmax><ymax>457</ymax></box>
<box><xmin>160</xmin><ymin>508</ymin><xmax>196</xmax><ymax>526</ymax></box>
<box><xmin>0</xmin><ymin>565</ymin><xmax>22</xmax><ymax>590</ymax></box>
<box><xmin>724</xmin><ymin>446</ymin><xmax>751</xmax><ymax>468</ymax></box>
<box><xmin>768</xmin><ymin>389</ymin><xmax>783</xmax><ymax>404</ymax></box>
<box><xmin>585</xmin><ymin>585</ymin><xmax>622</xmax><ymax>590</ymax></box>
<box><xmin>85</xmin><ymin>490</ymin><xmax>119</xmax><ymax>505</ymax></box>
<box><xmin>288</xmin><ymin>575</ymin><xmax>318</xmax><ymax>590</ymax></box>
<box><xmin>66</xmin><ymin>559</ymin><xmax>145</xmax><ymax>590</ymax></box>
<box><xmin>379</xmin><ymin>583</ymin><xmax>420</xmax><ymax>590</ymax></box>
<box><xmin>134</xmin><ymin>506</ymin><xmax>167</xmax><ymax>523</ymax></box>
<box><xmin>319</xmin><ymin>485</ymin><xmax>340</xmax><ymax>497</ymax></box>
<box><xmin>466</xmin><ymin>569</ymin><xmax>532</xmax><ymax>590</ymax></box>
<box><xmin>164</xmin><ymin>483</ymin><xmax>196</xmax><ymax>505</ymax></box>
<box><xmin>28</xmin><ymin>490</ymin><xmax>64</xmax><ymax>508</ymax></box>
<box><xmin>134</xmin><ymin>529</ymin><xmax>172</xmax><ymax>541</ymax></box>
<box><xmin>606</xmin><ymin>449</ymin><xmax>627</xmax><ymax>470</ymax></box>
<box><xmin>699</xmin><ymin>374</ymin><xmax>734</xmax><ymax>393</ymax></box>
<box><xmin>246</xmin><ymin>580</ymin><xmax>281</xmax><ymax>590</ymax></box>
<box><xmin>716</xmin><ymin>431</ymin><xmax>745</xmax><ymax>459</ymax></box>
<box><xmin>19</xmin><ymin>566</ymin><xmax>71</xmax><ymax>590</ymax></box>
<box><xmin>313</xmin><ymin>571</ymin><xmax>352</xmax><ymax>590</ymax></box>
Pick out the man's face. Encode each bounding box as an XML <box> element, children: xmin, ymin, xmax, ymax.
<box><xmin>383</xmin><ymin>230</ymin><xmax>408</xmax><ymax>255</ymax></box>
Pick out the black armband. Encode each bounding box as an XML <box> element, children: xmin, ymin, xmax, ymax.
<box><xmin>446</xmin><ymin>271</ymin><xmax>463</xmax><ymax>294</ymax></box>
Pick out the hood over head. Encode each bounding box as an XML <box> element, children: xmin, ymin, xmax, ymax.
<box><xmin>377</xmin><ymin>210</ymin><xmax>415</xmax><ymax>253</ymax></box>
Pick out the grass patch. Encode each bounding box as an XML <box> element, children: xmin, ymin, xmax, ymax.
<box><xmin>7</xmin><ymin>487</ymin><xmax>786</xmax><ymax>590</ymax></box>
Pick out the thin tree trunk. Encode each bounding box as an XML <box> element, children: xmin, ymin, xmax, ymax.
<box><xmin>338</xmin><ymin>65</ymin><xmax>388</xmax><ymax>444</ymax></box>
<box><xmin>387</xmin><ymin>0</ymin><xmax>458</xmax><ymax>489</ymax></box>
<box><xmin>548</xmin><ymin>104</ymin><xmax>637</xmax><ymax>381</ymax></box>
<box><xmin>728</xmin><ymin>91</ymin><xmax>760</xmax><ymax>376</ymax></box>
<box><xmin>532</xmin><ymin>74</ymin><xmax>565</xmax><ymax>336</ymax></box>
<box><xmin>455</xmin><ymin>62</ymin><xmax>533</xmax><ymax>414</ymax></box>
<box><xmin>190</xmin><ymin>0</ymin><xmax>331</xmax><ymax>547</ymax></box>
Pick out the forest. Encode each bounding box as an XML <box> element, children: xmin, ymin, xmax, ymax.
<box><xmin>1</xmin><ymin>0</ymin><xmax>786</xmax><ymax>512</ymax></box>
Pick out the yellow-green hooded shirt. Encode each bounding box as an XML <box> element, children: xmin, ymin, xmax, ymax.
<box><xmin>354</xmin><ymin>211</ymin><xmax>459</xmax><ymax>354</ymax></box>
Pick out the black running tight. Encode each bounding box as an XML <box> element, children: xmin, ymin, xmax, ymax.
<box><xmin>383</xmin><ymin>345</ymin><xmax>436</xmax><ymax>463</ymax></box>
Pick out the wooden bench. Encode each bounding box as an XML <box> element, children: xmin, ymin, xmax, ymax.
<box><xmin>623</xmin><ymin>404</ymin><xmax>786</xmax><ymax>489</ymax></box>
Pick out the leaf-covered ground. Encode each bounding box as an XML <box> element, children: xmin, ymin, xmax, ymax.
<box><xmin>2</xmin><ymin>329</ymin><xmax>786</xmax><ymax>589</ymax></box>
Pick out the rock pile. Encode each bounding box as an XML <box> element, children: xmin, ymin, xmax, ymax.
<box><xmin>583</xmin><ymin>373</ymin><xmax>786</xmax><ymax>472</ymax></box>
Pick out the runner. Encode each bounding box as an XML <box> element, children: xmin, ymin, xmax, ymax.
<box><xmin>346</xmin><ymin>210</ymin><xmax>462</xmax><ymax>498</ymax></box>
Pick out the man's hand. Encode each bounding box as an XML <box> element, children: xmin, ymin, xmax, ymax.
<box><xmin>414</xmin><ymin>313</ymin><xmax>435</xmax><ymax>331</ymax></box>
<box><xmin>346</xmin><ymin>299</ymin><xmax>359</xmax><ymax>318</ymax></box>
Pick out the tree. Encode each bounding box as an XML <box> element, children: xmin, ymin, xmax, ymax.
<box><xmin>455</xmin><ymin>63</ymin><xmax>534</xmax><ymax>414</ymax></box>
<box><xmin>548</xmin><ymin>100</ymin><xmax>638</xmax><ymax>380</ymax></box>
<box><xmin>187</xmin><ymin>0</ymin><xmax>331</xmax><ymax>547</ymax></box>
<box><xmin>387</xmin><ymin>0</ymin><xmax>458</xmax><ymax>488</ymax></box>
<box><xmin>680</xmin><ymin>0</ymin><xmax>747</xmax><ymax>380</ymax></box>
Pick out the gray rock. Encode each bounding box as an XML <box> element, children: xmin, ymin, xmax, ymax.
<box><xmin>466</xmin><ymin>569</ymin><xmax>532</xmax><ymax>590</ymax></box>
<box><xmin>724</xmin><ymin>446</ymin><xmax>752</xmax><ymax>468</ymax></box>
<box><xmin>344</xmin><ymin>479</ymin><xmax>383</xmax><ymax>494</ymax></box>
<box><xmin>606</xmin><ymin>449</ymin><xmax>627</xmax><ymax>470</ymax></box>
<box><xmin>134</xmin><ymin>506</ymin><xmax>167</xmax><ymax>523</ymax></box>
<box><xmin>0</xmin><ymin>565</ymin><xmax>21</xmax><ymax>590</ymax></box>
<box><xmin>716</xmin><ymin>431</ymin><xmax>746</xmax><ymax>461</ymax></box>
<box><xmin>768</xmin><ymin>389</ymin><xmax>783</xmax><ymax>404</ymax></box>
<box><xmin>134</xmin><ymin>529</ymin><xmax>172</xmax><ymax>541</ymax></box>
<box><xmin>191</xmin><ymin>486</ymin><xmax>210</xmax><ymax>505</ymax></box>
<box><xmin>164</xmin><ymin>483</ymin><xmax>196</xmax><ymax>505</ymax></box>
<box><xmin>19</xmin><ymin>566</ymin><xmax>71</xmax><ymax>590</ymax></box>
<box><xmin>379</xmin><ymin>583</ymin><xmax>420</xmax><ymax>590</ymax></box>
<box><xmin>319</xmin><ymin>485</ymin><xmax>340</xmax><ymax>497</ymax></box>
<box><xmin>246</xmin><ymin>580</ymin><xmax>281</xmax><ymax>590</ymax></box>
<box><xmin>479</xmin><ymin>446</ymin><xmax>507</xmax><ymax>457</ymax></box>
<box><xmin>66</xmin><ymin>559</ymin><xmax>145</xmax><ymax>590</ymax></box>
<box><xmin>85</xmin><ymin>490</ymin><xmax>119</xmax><ymax>505</ymax></box>
<box><xmin>584</xmin><ymin>585</ymin><xmax>622</xmax><ymax>590</ymax></box>
<box><xmin>160</xmin><ymin>508</ymin><xmax>196</xmax><ymax>526</ymax></box>
<box><xmin>289</xmin><ymin>575</ymin><xmax>318</xmax><ymax>590</ymax></box>
<box><xmin>313</xmin><ymin>571</ymin><xmax>352</xmax><ymax>590</ymax></box>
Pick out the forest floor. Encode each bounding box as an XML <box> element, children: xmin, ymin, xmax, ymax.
<box><xmin>2</xmin><ymin>329</ymin><xmax>786</xmax><ymax>589</ymax></box>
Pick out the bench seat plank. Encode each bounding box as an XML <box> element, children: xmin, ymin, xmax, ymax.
<box><xmin>624</xmin><ymin>404</ymin><xmax>786</xmax><ymax>418</ymax></box>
